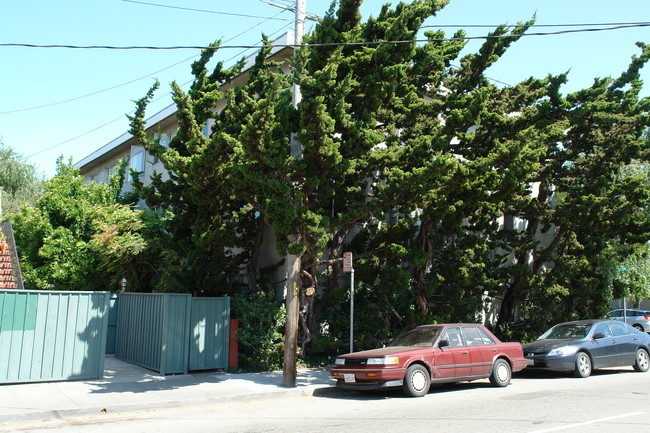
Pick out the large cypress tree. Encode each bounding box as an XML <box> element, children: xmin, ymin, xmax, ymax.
<box><xmin>128</xmin><ymin>0</ymin><xmax>650</xmax><ymax>355</ymax></box>
<box><xmin>496</xmin><ymin>43</ymin><xmax>650</xmax><ymax>328</ymax></box>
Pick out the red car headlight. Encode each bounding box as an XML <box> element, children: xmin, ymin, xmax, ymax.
<box><xmin>367</xmin><ymin>356</ymin><xmax>399</xmax><ymax>365</ymax></box>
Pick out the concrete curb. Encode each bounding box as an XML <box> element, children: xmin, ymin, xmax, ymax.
<box><xmin>0</xmin><ymin>390</ymin><xmax>299</xmax><ymax>425</ymax></box>
<box><xmin>0</xmin><ymin>385</ymin><xmax>340</xmax><ymax>426</ymax></box>
<box><xmin>0</xmin><ymin>357</ymin><xmax>339</xmax><ymax>426</ymax></box>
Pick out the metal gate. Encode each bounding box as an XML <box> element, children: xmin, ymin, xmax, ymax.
<box><xmin>115</xmin><ymin>293</ymin><xmax>230</xmax><ymax>374</ymax></box>
<box><xmin>189</xmin><ymin>297</ymin><xmax>230</xmax><ymax>371</ymax></box>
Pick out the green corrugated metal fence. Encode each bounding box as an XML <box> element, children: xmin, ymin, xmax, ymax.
<box><xmin>189</xmin><ymin>297</ymin><xmax>230</xmax><ymax>371</ymax></box>
<box><xmin>105</xmin><ymin>293</ymin><xmax>118</xmax><ymax>355</ymax></box>
<box><xmin>115</xmin><ymin>293</ymin><xmax>192</xmax><ymax>375</ymax></box>
<box><xmin>0</xmin><ymin>289</ymin><xmax>110</xmax><ymax>384</ymax></box>
<box><xmin>115</xmin><ymin>293</ymin><xmax>229</xmax><ymax>375</ymax></box>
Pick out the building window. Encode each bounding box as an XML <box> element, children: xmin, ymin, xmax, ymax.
<box><xmin>160</xmin><ymin>134</ymin><xmax>170</xmax><ymax>148</ymax></box>
<box><xmin>128</xmin><ymin>151</ymin><xmax>144</xmax><ymax>182</ymax></box>
<box><xmin>152</xmin><ymin>133</ymin><xmax>170</xmax><ymax>164</ymax></box>
<box><xmin>105</xmin><ymin>165</ymin><xmax>118</xmax><ymax>182</ymax></box>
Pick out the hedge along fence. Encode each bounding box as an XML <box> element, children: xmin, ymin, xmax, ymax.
<box><xmin>115</xmin><ymin>293</ymin><xmax>230</xmax><ymax>375</ymax></box>
<box><xmin>0</xmin><ymin>289</ymin><xmax>110</xmax><ymax>384</ymax></box>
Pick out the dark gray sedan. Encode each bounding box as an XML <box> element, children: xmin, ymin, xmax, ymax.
<box><xmin>522</xmin><ymin>319</ymin><xmax>650</xmax><ymax>378</ymax></box>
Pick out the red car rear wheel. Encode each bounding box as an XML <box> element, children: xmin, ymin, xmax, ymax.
<box><xmin>489</xmin><ymin>359</ymin><xmax>511</xmax><ymax>387</ymax></box>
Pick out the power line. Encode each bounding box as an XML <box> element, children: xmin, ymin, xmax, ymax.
<box><xmin>426</xmin><ymin>21</ymin><xmax>650</xmax><ymax>28</ymax></box>
<box><xmin>3</xmin><ymin>22</ymin><xmax>649</xmax><ymax>51</ymax></box>
<box><xmin>3</xmin><ymin>9</ymin><xmax>289</xmax><ymax>117</ymax></box>
<box><xmin>25</xmin><ymin>115</ymin><xmax>127</xmax><ymax>159</ymax></box>
<box><xmin>10</xmin><ymin>17</ymin><xmax>637</xmax><ymax>115</ymax></box>
<box><xmin>0</xmin><ymin>55</ymin><xmax>194</xmax><ymax>115</ymax></box>
<box><xmin>120</xmin><ymin>0</ymin><xmax>291</xmax><ymax>21</ymax></box>
<box><xmin>258</xmin><ymin>0</ymin><xmax>321</xmax><ymax>22</ymax></box>
<box><xmin>17</xmin><ymin>20</ymin><xmax>650</xmax><ymax>158</ymax></box>
<box><xmin>24</xmin><ymin>22</ymin><xmax>291</xmax><ymax>158</ymax></box>
<box><xmin>222</xmin><ymin>8</ymin><xmax>291</xmax><ymax>46</ymax></box>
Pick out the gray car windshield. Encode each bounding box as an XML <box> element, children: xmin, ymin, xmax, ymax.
<box><xmin>539</xmin><ymin>323</ymin><xmax>592</xmax><ymax>340</ymax></box>
<box><xmin>388</xmin><ymin>327</ymin><xmax>441</xmax><ymax>347</ymax></box>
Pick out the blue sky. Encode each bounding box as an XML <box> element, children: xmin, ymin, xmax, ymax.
<box><xmin>1</xmin><ymin>0</ymin><xmax>649</xmax><ymax>178</ymax></box>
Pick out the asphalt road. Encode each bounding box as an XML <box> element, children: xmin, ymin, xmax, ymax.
<box><xmin>3</xmin><ymin>367</ymin><xmax>649</xmax><ymax>433</ymax></box>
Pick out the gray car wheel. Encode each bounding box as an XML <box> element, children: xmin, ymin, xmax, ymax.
<box><xmin>633</xmin><ymin>348</ymin><xmax>650</xmax><ymax>372</ymax></box>
<box><xmin>402</xmin><ymin>364</ymin><xmax>430</xmax><ymax>397</ymax></box>
<box><xmin>489</xmin><ymin>358</ymin><xmax>511</xmax><ymax>387</ymax></box>
<box><xmin>573</xmin><ymin>351</ymin><xmax>592</xmax><ymax>378</ymax></box>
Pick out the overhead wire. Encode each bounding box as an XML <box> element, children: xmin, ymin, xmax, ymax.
<box><xmin>428</xmin><ymin>21</ymin><xmax>650</xmax><ymax>28</ymax></box>
<box><xmin>6</xmin><ymin>7</ymin><xmax>291</xmax><ymax>117</ymax></box>
<box><xmin>258</xmin><ymin>0</ymin><xmax>321</xmax><ymax>21</ymax></box>
<box><xmin>16</xmin><ymin>20</ymin><xmax>650</xmax><ymax>158</ymax></box>
<box><xmin>0</xmin><ymin>56</ymin><xmax>195</xmax><ymax>115</ymax></box>
<box><xmin>3</xmin><ymin>22</ymin><xmax>649</xmax><ymax>50</ymax></box>
<box><xmin>120</xmin><ymin>0</ymin><xmax>290</xmax><ymax>21</ymax></box>
<box><xmin>24</xmin><ymin>11</ymin><xmax>292</xmax><ymax>158</ymax></box>
<box><xmin>6</xmin><ymin>8</ymin><xmax>291</xmax><ymax>117</ymax></box>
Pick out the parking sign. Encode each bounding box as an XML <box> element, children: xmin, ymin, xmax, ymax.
<box><xmin>343</xmin><ymin>252</ymin><xmax>353</xmax><ymax>273</ymax></box>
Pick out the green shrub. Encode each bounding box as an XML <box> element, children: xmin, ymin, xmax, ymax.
<box><xmin>233</xmin><ymin>290</ymin><xmax>286</xmax><ymax>371</ymax></box>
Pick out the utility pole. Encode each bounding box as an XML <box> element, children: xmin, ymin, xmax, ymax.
<box><xmin>282</xmin><ymin>0</ymin><xmax>306</xmax><ymax>388</ymax></box>
<box><xmin>343</xmin><ymin>252</ymin><xmax>354</xmax><ymax>353</ymax></box>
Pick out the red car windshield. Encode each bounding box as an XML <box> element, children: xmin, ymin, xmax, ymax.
<box><xmin>388</xmin><ymin>326</ymin><xmax>442</xmax><ymax>347</ymax></box>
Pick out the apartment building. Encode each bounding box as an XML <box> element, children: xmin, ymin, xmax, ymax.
<box><xmin>74</xmin><ymin>33</ymin><xmax>294</xmax><ymax>190</ymax></box>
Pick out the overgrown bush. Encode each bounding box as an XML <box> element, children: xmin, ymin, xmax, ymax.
<box><xmin>233</xmin><ymin>290</ymin><xmax>285</xmax><ymax>371</ymax></box>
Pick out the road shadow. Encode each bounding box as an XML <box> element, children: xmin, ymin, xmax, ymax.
<box><xmin>312</xmin><ymin>387</ymin><xmax>405</xmax><ymax>400</ymax></box>
<box><xmin>515</xmin><ymin>367</ymin><xmax>635</xmax><ymax>380</ymax></box>
<box><xmin>312</xmin><ymin>367</ymin><xmax>640</xmax><ymax>400</ymax></box>
<box><xmin>313</xmin><ymin>379</ymin><xmax>502</xmax><ymax>400</ymax></box>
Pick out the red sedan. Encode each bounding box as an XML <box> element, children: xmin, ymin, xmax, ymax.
<box><xmin>331</xmin><ymin>323</ymin><xmax>528</xmax><ymax>397</ymax></box>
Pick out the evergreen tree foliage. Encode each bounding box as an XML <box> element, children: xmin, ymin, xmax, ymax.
<box><xmin>127</xmin><ymin>0</ymin><xmax>650</xmax><ymax>354</ymax></box>
<box><xmin>129</xmin><ymin>40</ymin><xmax>290</xmax><ymax>295</ymax></box>
<box><xmin>496</xmin><ymin>43</ymin><xmax>650</xmax><ymax>330</ymax></box>
<box><xmin>612</xmin><ymin>157</ymin><xmax>650</xmax><ymax>302</ymax></box>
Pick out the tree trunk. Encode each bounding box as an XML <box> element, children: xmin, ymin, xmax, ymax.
<box><xmin>414</xmin><ymin>218</ymin><xmax>436</xmax><ymax>314</ymax></box>
<box><xmin>246</xmin><ymin>217</ymin><xmax>265</xmax><ymax>293</ymax></box>
<box><xmin>497</xmin><ymin>279</ymin><xmax>522</xmax><ymax>326</ymax></box>
<box><xmin>497</xmin><ymin>180</ymin><xmax>551</xmax><ymax>326</ymax></box>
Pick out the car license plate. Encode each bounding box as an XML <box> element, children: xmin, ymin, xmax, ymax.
<box><xmin>527</xmin><ymin>358</ymin><xmax>534</xmax><ymax>366</ymax></box>
<box><xmin>344</xmin><ymin>373</ymin><xmax>356</xmax><ymax>383</ymax></box>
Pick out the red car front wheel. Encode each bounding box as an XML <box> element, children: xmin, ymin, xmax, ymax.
<box><xmin>402</xmin><ymin>364</ymin><xmax>430</xmax><ymax>397</ymax></box>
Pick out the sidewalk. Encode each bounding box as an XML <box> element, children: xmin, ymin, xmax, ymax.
<box><xmin>0</xmin><ymin>355</ymin><xmax>337</xmax><ymax>425</ymax></box>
